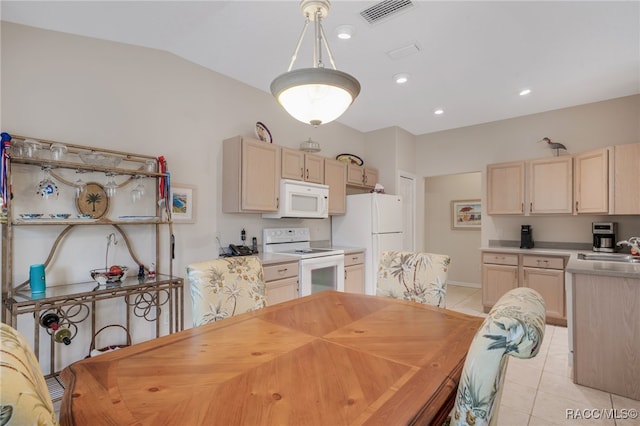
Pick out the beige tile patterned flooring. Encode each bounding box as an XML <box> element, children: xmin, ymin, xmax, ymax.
<box><xmin>446</xmin><ymin>285</ymin><xmax>640</xmax><ymax>426</ymax></box>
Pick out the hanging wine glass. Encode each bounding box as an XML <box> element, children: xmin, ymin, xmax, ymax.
<box><xmin>130</xmin><ymin>176</ymin><xmax>144</xmax><ymax>202</ymax></box>
<box><xmin>105</xmin><ymin>174</ymin><xmax>118</xmax><ymax>198</ymax></box>
<box><xmin>75</xmin><ymin>175</ymin><xmax>86</xmax><ymax>198</ymax></box>
<box><xmin>37</xmin><ymin>167</ymin><xmax>59</xmax><ymax>199</ymax></box>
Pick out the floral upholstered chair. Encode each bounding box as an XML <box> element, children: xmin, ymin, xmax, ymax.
<box><xmin>450</xmin><ymin>287</ymin><xmax>546</xmax><ymax>426</ymax></box>
<box><xmin>376</xmin><ymin>251</ymin><xmax>450</xmax><ymax>308</ymax></box>
<box><xmin>187</xmin><ymin>256</ymin><xmax>268</xmax><ymax>327</ymax></box>
<box><xmin>0</xmin><ymin>322</ymin><xmax>59</xmax><ymax>425</ymax></box>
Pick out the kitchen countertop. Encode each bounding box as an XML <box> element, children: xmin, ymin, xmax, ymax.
<box><xmin>244</xmin><ymin>248</ymin><xmax>367</xmax><ymax>266</ymax></box>
<box><xmin>480</xmin><ymin>246</ymin><xmax>581</xmax><ymax>256</ymax></box>
<box><xmin>481</xmin><ymin>246</ymin><xmax>640</xmax><ymax>278</ymax></box>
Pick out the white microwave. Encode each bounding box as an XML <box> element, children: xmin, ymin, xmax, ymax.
<box><xmin>262</xmin><ymin>179</ymin><xmax>329</xmax><ymax>219</ymax></box>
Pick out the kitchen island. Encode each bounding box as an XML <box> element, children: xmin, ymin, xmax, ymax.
<box><xmin>566</xmin><ymin>254</ymin><xmax>640</xmax><ymax>400</ymax></box>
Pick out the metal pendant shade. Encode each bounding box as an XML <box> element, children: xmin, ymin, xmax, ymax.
<box><xmin>271</xmin><ymin>0</ymin><xmax>360</xmax><ymax>126</ymax></box>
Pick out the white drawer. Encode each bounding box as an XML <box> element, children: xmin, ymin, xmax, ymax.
<box><xmin>522</xmin><ymin>255</ymin><xmax>565</xmax><ymax>270</ymax></box>
<box><xmin>344</xmin><ymin>252</ymin><xmax>365</xmax><ymax>267</ymax></box>
<box><xmin>482</xmin><ymin>252</ymin><xmax>519</xmax><ymax>266</ymax></box>
<box><xmin>263</xmin><ymin>262</ymin><xmax>298</xmax><ymax>282</ymax></box>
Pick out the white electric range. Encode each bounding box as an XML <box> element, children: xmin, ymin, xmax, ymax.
<box><xmin>263</xmin><ymin>228</ymin><xmax>344</xmax><ymax>296</ymax></box>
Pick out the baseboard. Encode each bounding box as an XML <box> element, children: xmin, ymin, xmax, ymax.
<box><xmin>447</xmin><ymin>280</ymin><xmax>480</xmax><ymax>289</ymax></box>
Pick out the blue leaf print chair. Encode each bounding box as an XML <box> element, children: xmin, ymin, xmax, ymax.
<box><xmin>376</xmin><ymin>251</ymin><xmax>450</xmax><ymax>308</ymax></box>
<box><xmin>450</xmin><ymin>287</ymin><xmax>546</xmax><ymax>426</ymax></box>
<box><xmin>187</xmin><ymin>256</ymin><xmax>268</xmax><ymax>327</ymax></box>
<box><xmin>0</xmin><ymin>322</ymin><xmax>59</xmax><ymax>425</ymax></box>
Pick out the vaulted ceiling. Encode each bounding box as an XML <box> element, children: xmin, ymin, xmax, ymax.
<box><xmin>2</xmin><ymin>1</ymin><xmax>638</xmax><ymax>135</ymax></box>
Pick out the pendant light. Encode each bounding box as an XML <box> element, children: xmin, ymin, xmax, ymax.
<box><xmin>271</xmin><ymin>0</ymin><xmax>360</xmax><ymax>126</ymax></box>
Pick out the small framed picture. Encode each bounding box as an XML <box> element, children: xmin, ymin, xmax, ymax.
<box><xmin>451</xmin><ymin>199</ymin><xmax>481</xmax><ymax>230</ymax></box>
<box><xmin>170</xmin><ymin>183</ymin><xmax>196</xmax><ymax>223</ymax></box>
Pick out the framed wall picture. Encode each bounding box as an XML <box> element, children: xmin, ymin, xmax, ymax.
<box><xmin>451</xmin><ymin>199</ymin><xmax>481</xmax><ymax>230</ymax></box>
<box><xmin>170</xmin><ymin>183</ymin><xmax>196</xmax><ymax>223</ymax></box>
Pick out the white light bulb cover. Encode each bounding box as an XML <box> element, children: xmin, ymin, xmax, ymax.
<box><xmin>271</xmin><ymin>68</ymin><xmax>361</xmax><ymax>126</ymax></box>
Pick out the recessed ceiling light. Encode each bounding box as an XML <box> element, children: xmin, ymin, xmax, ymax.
<box><xmin>434</xmin><ymin>108</ymin><xmax>444</xmax><ymax>115</ymax></box>
<box><xmin>519</xmin><ymin>88</ymin><xmax>532</xmax><ymax>96</ymax></box>
<box><xmin>335</xmin><ymin>25</ymin><xmax>355</xmax><ymax>40</ymax></box>
<box><xmin>393</xmin><ymin>73</ymin><xmax>410</xmax><ymax>84</ymax></box>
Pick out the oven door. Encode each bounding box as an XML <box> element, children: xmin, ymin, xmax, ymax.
<box><xmin>299</xmin><ymin>254</ymin><xmax>345</xmax><ymax>296</ymax></box>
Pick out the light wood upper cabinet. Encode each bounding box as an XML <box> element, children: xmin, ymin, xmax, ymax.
<box><xmin>347</xmin><ymin>164</ymin><xmax>378</xmax><ymax>188</ymax></box>
<box><xmin>281</xmin><ymin>148</ymin><xmax>324</xmax><ymax>184</ymax></box>
<box><xmin>613</xmin><ymin>143</ymin><xmax>640</xmax><ymax>214</ymax></box>
<box><xmin>528</xmin><ymin>156</ymin><xmax>573</xmax><ymax>214</ymax></box>
<box><xmin>574</xmin><ymin>148</ymin><xmax>609</xmax><ymax>214</ymax></box>
<box><xmin>222</xmin><ymin>136</ymin><xmax>280</xmax><ymax>213</ymax></box>
<box><xmin>487</xmin><ymin>161</ymin><xmax>525</xmax><ymax>215</ymax></box>
<box><xmin>324</xmin><ymin>158</ymin><xmax>347</xmax><ymax>215</ymax></box>
<box><xmin>363</xmin><ymin>167</ymin><xmax>378</xmax><ymax>188</ymax></box>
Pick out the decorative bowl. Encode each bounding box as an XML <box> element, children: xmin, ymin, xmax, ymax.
<box><xmin>50</xmin><ymin>213</ymin><xmax>71</xmax><ymax>219</ymax></box>
<box><xmin>79</xmin><ymin>152</ymin><xmax>123</xmax><ymax>168</ymax></box>
<box><xmin>19</xmin><ymin>213</ymin><xmax>43</xmax><ymax>219</ymax></box>
<box><xmin>77</xmin><ymin>214</ymin><xmax>93</xmax><ymax>219</ymax></box>
<box><xmin>90</xmin><ymin>266</ymin><xmax>129</xmax><ymax>285</ymax></box>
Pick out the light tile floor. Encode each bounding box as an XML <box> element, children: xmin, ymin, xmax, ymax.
<box><xmin>446</xmin><ymin>285</ymin><xmax>640</xmax><ymax>426</ymax></box>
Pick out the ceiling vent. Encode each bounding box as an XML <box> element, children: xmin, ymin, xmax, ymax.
<box><xmin>360</xmin><ymin>0</ymin><xmax>415</xmax><ymax>25</ymax></box>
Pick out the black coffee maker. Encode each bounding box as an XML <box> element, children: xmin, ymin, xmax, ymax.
<box><xmin>520</xmin><ymin>225</ymin><xmax>534</xmax><ymax>249</ymax></box>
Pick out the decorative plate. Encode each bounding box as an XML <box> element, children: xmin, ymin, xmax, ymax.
<box><xmin>76</xmin><ymin>182</ymin><xmax>109</xmax><ymax>219</ymax></box>
<box><xmin>255</xmin><ymin>121</ymin><xmax>272</xmax><ymax>143</ymax></box>
<box><xmin>19</xmin><ymin>213</ymin><xmax>43</xmax><ymax>219</ymax></box>
<box><xmin>336</xmin><ymin>153</ymin><xmax>364</xmax><ymax>166</ymax></box>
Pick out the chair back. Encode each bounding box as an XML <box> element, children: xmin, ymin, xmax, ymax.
<box><xmin>376</xmin><ymin>251</ymin><xmax>450</xmax><ymax>307</ymax></box>
<box><xmin>186</xmin><ymin>256</ymin><xmax>267</xmax><ymax>327</ymax></box>
<box><xmin>451</xmin><ymin>287</ymin><xmax>546</xmax><ymax>426</ymax></box>
<box><xmin>0</xmin><ymin>322</ymin><xmax>59</xmax><ymax>425</ymax></box>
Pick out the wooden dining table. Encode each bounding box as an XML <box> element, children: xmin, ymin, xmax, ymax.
<box><xmin>60</xmin><ymin>291</ymin><xmax>483</xmax><ymax>426</ymax></box>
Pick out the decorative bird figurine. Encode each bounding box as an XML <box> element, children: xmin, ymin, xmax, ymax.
<box><xmin>539</xmin><ymin>137</ymin><xmax>567</xmax><ymax>156</ymax></box>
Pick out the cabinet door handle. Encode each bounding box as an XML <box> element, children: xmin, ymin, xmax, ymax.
<box><xmin>300</xmin><ymin>167</ymin><xmax>304</xmax><ymax>179</ymax></box>
<box><xmin>276</xmin><ymin>197</ymin><xmax>279</xmax><ymax>208</ymax></box>
<box><xmin>521</xmin><ymin>202</ymin><xmax>524</xmax><ymax>213</ymax></box>
<box><xmin>352</xmin><ymin>256</ymin><xmax>358</xmax><ymax>261</ymax></box>
<box><xmin>344</xmin><ymin>270</ymin><xmax>347</xmax><ymax>280</ymax></box>
<box><xmin>306</xmin><ymin>169</ymin><xmax>309</xmax><ymax>180</ymax></box>
<box><xmin>278</xmin><ymin>268</ymin><xmax>288</xmax><ymax>275</ymax></box>
<box><xmin>575</xmin><ymin>201</ymin><xmax>579</xmax><ymax>212</ymax></box>
<box><xmin>530</xmin><ymin>202</ymin><xmax>533</xmax><ymax>213</ymax></box>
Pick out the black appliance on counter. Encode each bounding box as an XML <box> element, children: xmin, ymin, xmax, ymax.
<box><xmin>520</xmin><ymin>225</ymin><xmax>534</xmax><ymax>249</ymax></box>
<box><xmin>592</xmin><ymin>222</ymin><xmax>617</xmax><ymax>252</ymax></box>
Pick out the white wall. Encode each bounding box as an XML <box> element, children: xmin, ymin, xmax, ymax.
<box><xmin>0</xmin><ymin>22</ymin><xmax>366</xmax><ymax>366</ymax></box>
<box><xmin>415</xmin><ymin>95</ymin><xmax>640</xmax><ymax>248</ymax></box>
<box><xmin>425</xmin><ymin>172</ymin><xmax>482</xmax><ymax>287</ymax></box>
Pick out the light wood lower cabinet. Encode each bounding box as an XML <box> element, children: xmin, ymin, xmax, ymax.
<box><xmin>521</xmin><ymin>255</ymin><xmax>566</xmax><ymax>323</ymax></box>
<box><xmin>482</xmin><ymin>251</ymin><xmax>567</xmax><ymax>325</ymax></box>
<box><xmin>573</xmin><ymin>273</ymin><xmax>640</xmax><ymax>400</ymax></box>
<box><xmin>344</xmin><ymin>251</ymin><xmax>365</xmax><ymax>294</ymax></box>
<box><xmin>263</xmin><ymin>260</ymin><xmax>299</xmax><ymax>305</ymax></box>
<box><xmin>481</xmin><ymin>253</ymin><xmax>518</xmax><ymax>307</ymax></box>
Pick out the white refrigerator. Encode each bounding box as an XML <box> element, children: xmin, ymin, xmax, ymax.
<box><xmin>332</xmin><ymin>193</ymin><xmax>404</xmax><ymax>295</ymax></box>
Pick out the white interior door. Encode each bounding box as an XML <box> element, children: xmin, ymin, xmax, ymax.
<box><xmin>398</xmin><ymin>172</ymin><xmax>415</xmax><ymax>250</ymax></box>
